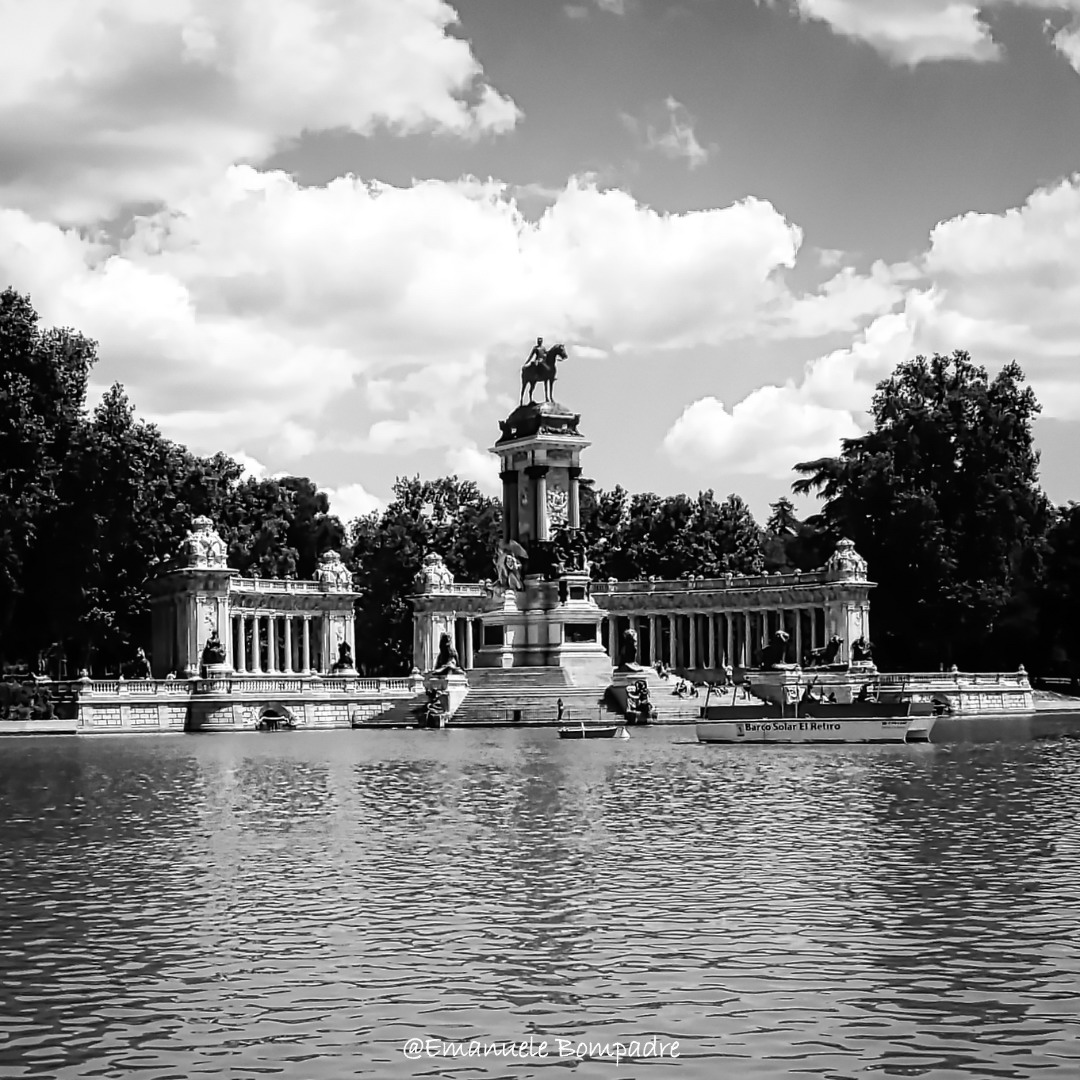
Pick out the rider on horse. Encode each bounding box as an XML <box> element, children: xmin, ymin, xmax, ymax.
<box><xmin>520</xmin><ymin>337</ymin><xmax>567</xmax><ymax>405</ymax></box>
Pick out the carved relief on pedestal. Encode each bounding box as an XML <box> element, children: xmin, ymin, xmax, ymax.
<box><xmin>546</xmin><ymin>477</ymin><xmax>569</xmax><ymax>530</ymax></box>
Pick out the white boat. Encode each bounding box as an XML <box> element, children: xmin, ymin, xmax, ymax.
<box><xmin>695</xmin><ymin>698</ymin><xmax>932</xmax><ymax>745</ymax></box>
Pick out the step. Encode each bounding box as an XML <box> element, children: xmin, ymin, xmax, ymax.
<box><xmin>465</xmin><ymin>667</ymin><xmax>572</xmax><ymax>689</ymax></box>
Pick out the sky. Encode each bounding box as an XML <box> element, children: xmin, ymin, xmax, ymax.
<box><xmin>2</xmin><ymin>0</ymin><xmax>1080</xmax><ymax>525</ymax></box>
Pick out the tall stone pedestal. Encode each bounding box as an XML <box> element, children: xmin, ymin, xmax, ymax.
<box><xmin>424</xmin><ymin>672</ymin><xmax>470</xmax><ymax>718</ymax></box>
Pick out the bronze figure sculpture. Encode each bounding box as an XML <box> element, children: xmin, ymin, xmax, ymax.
<box><xmin>520</xmin><ymin>341</ymin><xmax>568</xmax><ymax>405</ymax></box>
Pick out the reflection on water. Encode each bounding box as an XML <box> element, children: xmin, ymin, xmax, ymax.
<box><xmin>2</xmin><ymin>727</ymin><xmax>1080</xmax><ymax>1079</ymax></box>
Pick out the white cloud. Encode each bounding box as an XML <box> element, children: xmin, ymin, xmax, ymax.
<box><xmin>664</xmin><ymin>389</ymin><xmax>863</xmax><ymax>479</ymax></box>
<box><xmin>1</xmin><ymin>169</ymin><xmax>817</xmax><ymax>463</ymax></box>
<box><xmin>0</xmin><ymin>0</ymin><xmax>521</xmax><ymax>222</ymax></box>
<box><xmin>445</xmin><ymin>444</ymin><xmax>501</xmax><ymax>494</ymax></box>
<box><xmin>1052</xmin><ymin>19</ymin><xmax>1080</xmax><ymax>67</ymax></box>
<box><xmin>624</xmin><ymin>97</ymin><xmax>713</xmax><ymax>170</ymax></box>
<box><xmin>770</xmin><ymin>1</ymin><xmax>1080</xmax><ymax>69</ymax></box>
<box><xmin>664</xmin><ymin>173</ymin><xmax>1080</xmax><ymax>479</ymax></box>
<box><xmin>230</xmin><ymin>452</ymin><xmax>268</xmax><ymax>481</ymax></box>
<box><xmin>323</xmin><ymin>482</ymin><xmax>387</xmax><ymax>521</ymax></box>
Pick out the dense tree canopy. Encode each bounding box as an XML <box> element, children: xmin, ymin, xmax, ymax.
<box><xmin>581</xmin><ymin>486</ymin><xmax>764</xmax><ymax>579</ymax></box>
<box><xmin>348</xmin><ymin>476</ymin><xmax>501</xmax><ymax>674</ymax></box>
<box><xmin>793</xmin><ymin>352</ymin><xmax>1050</xmax><ymax>670</ymax></box>
<box><xmin>6</xmin><ymin>291</ymin><xmax>1080</xmax><ymax>680</ymax></box>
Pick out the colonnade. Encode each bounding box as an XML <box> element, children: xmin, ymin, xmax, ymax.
<box><xmin>602</xmin><ymin>608</ymin><xmax>831</xmax><ymax>670</ymax></box>
<box><xmin>230</xmin><ymin>612</ymin><xmax>324</xmax><ymax>675</ymax></box>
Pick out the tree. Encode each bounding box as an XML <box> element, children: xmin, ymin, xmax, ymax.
<box><xmin>766</xmin><ymin>497</ymin><xmax>798</xmax><ymax>536</ymax></box>
<box><xmin>0</xmin><ymin>289</ymin><xmax>96</xmax><ymax>657</ymax></box>
<box><xmin>350</xmin><ymin>476</ymin><xmax>501</xmax><ymax>673</ymax></box>
<box><xmin>793</xmin><ymin>352</ymin><xmax>1050</xmax><ymax>669</ymax></box>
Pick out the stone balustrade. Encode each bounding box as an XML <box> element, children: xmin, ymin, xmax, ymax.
<box><xmin>229</xmin><ymin>577</ymin><xmax>329</xmax><ymax>593</ymax></box>
<box><xmin>68</xmin><ymin>675</ymin><xmax>420</xmax><ymax>698</ymax></box>
<box><xmin>591</xmin><ymin>570</ymin><xmax>828</xmax><ymax>594</ymax></box>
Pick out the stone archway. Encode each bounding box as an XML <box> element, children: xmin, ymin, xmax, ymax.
<box><xmin>256</xmin><ymin>702</ymin><xmax>297</xmax><ymax>730</ymax></box>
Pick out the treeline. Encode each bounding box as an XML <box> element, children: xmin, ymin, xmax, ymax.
<box><xmin>3</xmin><ymin>287</ymin><xmax>1080</xmax><ymax>678</ymax></box>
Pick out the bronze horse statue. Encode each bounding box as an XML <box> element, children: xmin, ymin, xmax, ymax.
<box><xmin>520</xmin><ymin>343</ymin><xmax>568</xmax><ymax>405</ymax></box>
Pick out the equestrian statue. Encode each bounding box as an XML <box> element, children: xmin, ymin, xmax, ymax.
<box><xmin>520</xmin><ymin>337</ymin><xmax>569</xmax><ymax>405</ymax></box>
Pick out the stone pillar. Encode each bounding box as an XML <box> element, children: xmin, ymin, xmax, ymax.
<box><xmin>527</xmin><ymin>465</ymin><xmax>550</xmax><ymax>542</ymax></box>
<box><xmin>725</xmin><ymin>613</ymin><xmax>734</xmax><ymax>668</ymax></box>
<box><xmin>567</xmin><ymin>466</ymin><xmax>582</xmax><ymax>529</ymax></box>
<box><xmin>648</xmin><ymin>615</ymin><xmax>658</xmax><ymax>665</ymax></box>
<box><xmin>688</xmin><ymin>614</ymin><xmax>697</xmax><ymax>672</ymax></box>
<box><xmin>500</xmin><ymin>470</ymin><xmax>517</xmax><ymax>542</ymax></box>
<box><xmin>741</xmin><ymin>611</ymin><xmax>750</xmax><ymax>666</ymax></box>
<box><xmin>302</xmin><ymin>616</ymin><xmax>312</xmax><ymax>675</ymax></box>
<box><xmin>667</xmin><ymin>614</ymin><xmax>677</xmax><ymax>667</ymax></box>
<box><xmin>464</xmin><ymin>618</ymin><xmax>474</xmax><ymax>669</ymax></box>
<box><xmin>283</xmin><ymin>616</ymin><xmax>293</xmax><ymax>674</ymax></box>
<box><xmin>795</xmin><ymin>609</ymin><xmax>803</xmax><ymax>666</ymax></box>
<box><xmin>250</xmin><ymin>615</ymin><xmax>260</xmax><ymax>673</ymax></box>
<box><xmin>707</xmin><ymin>614</ymin><xmax>716</xmax><ymax>670</ymax></box>
<box><xmin>605</xmin><ymin>614</ymin><xmax>616</xmax><ymax>659</ymax></box>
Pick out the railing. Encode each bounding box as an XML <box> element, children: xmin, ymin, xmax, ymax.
<box><xmin>229</xmin><ymin>577</ymin><xmax>355</xmax><ymax>594</ymax></box>
<box><xmin>878</xmin><ymin>671</ymin><xmax>1031</xmax><ymax>688</ymax></box>
<box><xmin>592</xmin><ymin>570</ymin><xmax>829</xmax><ymax>594</ymax></box>
<box><xmin>39</xmin><ymin>675</ymin><xmax>418</xmax><ymax>697</ymax></box>
<box><xmin>416</xmin><ymin>583</ymin><xmax>489</xmax><ymax>596</ymax></box>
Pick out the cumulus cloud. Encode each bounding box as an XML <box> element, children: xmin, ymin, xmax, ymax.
<box><xmin>323</xmin><ymin>482</ymin><xmax>387</xmax><ymax>522</ymax></box>
<box><xmin>664</xmin><ymin>174</ymin><xmax>1080</xmax><ymax>479</ymax></box>
<box><xmin>0</xmin><ymin>0</ymin><xmax>521</xmax><ymax>222</ymax></box>
<box><xmin>444</xmin><ymin>444</ymin><xmax>501</xmax><ymax>494</ymax></box>
<box><xmin>664</xmin><ymin>390</ymin><xmax>863</xmax><ymax>479</ymax></box>
<box><xmin>623</xmin><ymin>97</ymin><xmax>713</xmax><ymax>170</ymax></box>
<box><xmin>2</xmin><ymin>168</ymin><xmax>828</xmax><ymax>462</ymax></box>
<box><xmin>767</xmin><ymin>1</ymin><xmax>1080</xmax><ymax>69</ymax></box>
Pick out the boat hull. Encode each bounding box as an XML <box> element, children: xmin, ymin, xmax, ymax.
<box><xmin>558</xmin><ymin>725</ymin><xmax>623</xmax><ymax>739</ymax></box>
<box><xmin>696</xmin><ymin>716</ymin><xmax>913</xmax><ymax>743</ymax></box>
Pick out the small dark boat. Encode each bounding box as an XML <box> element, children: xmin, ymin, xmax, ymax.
<box><xmin>558</xmin><ymin>723</ymin><xmax>628</xmax><ymax>740</ymax></box>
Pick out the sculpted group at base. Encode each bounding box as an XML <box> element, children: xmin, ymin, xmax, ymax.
<box><xmin>0</xmin><ymin>338</ymin><xmax>1037</xmax><ymax>734</ymax></box>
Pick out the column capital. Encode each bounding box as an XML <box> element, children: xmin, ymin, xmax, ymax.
<box><xmin>524</xmin><ymin>464</ymin><xmax>549</xmax><ymax>479</ymax></box>
<box><xmin>567</xmin><ymin>465</ymin><xmax>583</xmax><ymax>478</ymax></box>
<box><xmin>499</xmin><ymin>470</ymin><xmax>518</xmax><ymax>483</ymax></box>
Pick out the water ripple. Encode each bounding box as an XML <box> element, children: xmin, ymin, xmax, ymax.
<box><xmin>1</xmin><ymin>728</ymin><xmax>1079</xmax><ymax>1078</ymax></box>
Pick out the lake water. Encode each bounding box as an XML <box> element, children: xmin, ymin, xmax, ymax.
<box><xmin>2</xmin><ymin>726</ymin><xmax>1080</xmax><ymax>1079</ymax></box>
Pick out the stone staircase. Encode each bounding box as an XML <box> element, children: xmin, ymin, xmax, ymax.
<box><xmin>451</xmin><ymin>667</ymin><xmax>613</xmax><ymax>726</ymax></box>
<box><xmin>350</xmin><ymin>693</ymin><xmax>427</xmax><ymax>728</ymax></box>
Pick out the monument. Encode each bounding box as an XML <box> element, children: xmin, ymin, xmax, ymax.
<box><xmin>408</xmin><ymin>337</ymin><xmax>901</xmax><ymax>721</ymax></box>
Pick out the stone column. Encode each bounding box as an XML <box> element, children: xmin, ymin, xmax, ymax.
<box><xmin>605</xmin><ymin>614</ymin><xmax>615</xmax><ymax>659</ymax></box>
<box><xmin>500</xmin><ymin>470</ymin><xmax>517</xmax><ymax>542</ymax></box>
<box><xmin>464</xmin><ymin>618</ymin><xmax>474</xmax><ymax>669</ymax></box>
<box><xmin>688</xmin><ymin>614</ymin><xmax>697</xmax><ymax>672</ymax></box>
<box><xmin>667</xmin><ymin>614</ymin><xmax>677</xmax><ymax>667</ymax></box>
<box><xmin>648</xmin><ymin>615</ymin><xmax>658</xmax><ymax>664</ymax></box>
<box><xmin>283</xmin><ymin>616</ymin><xmax>293</xmax><ymax>674</ymax></box>
<box><xmin>725</xmin><ymin>613</ymin><xmax>734</xmax><ymax>668</ymax></box>
<box><xmin>567</xmin><ymin>466</ymin><xmax>582</xmax><ymax>529</ymax></box>
<box><xmin>707</xmin><ymin>614</ymin><xmax>716</xmax><ymax>670</ymax></box>
<box><xmin>302</xmin><ymin>616</ymin><xmax>312</xmax><ymax>675</ymax></box>
<box><xmin>794</xmin><ymin>609</ymin><xmax>803</xmax><ymax>665</ymax></box>
<box><xmin>526</xmin><ymin>465</ymin><xmax>549</xmax><ymax>542</ymax></box>
<box><xmin>257</xmin><ymin>615</ymin><xmax>267</xmax><ymax>673</ymax></box>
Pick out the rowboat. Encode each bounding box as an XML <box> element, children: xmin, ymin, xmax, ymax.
<box><xmin>558</xmin><ymin>723</ymin><xmax>629</xmax><ymax>740</ymax></box>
